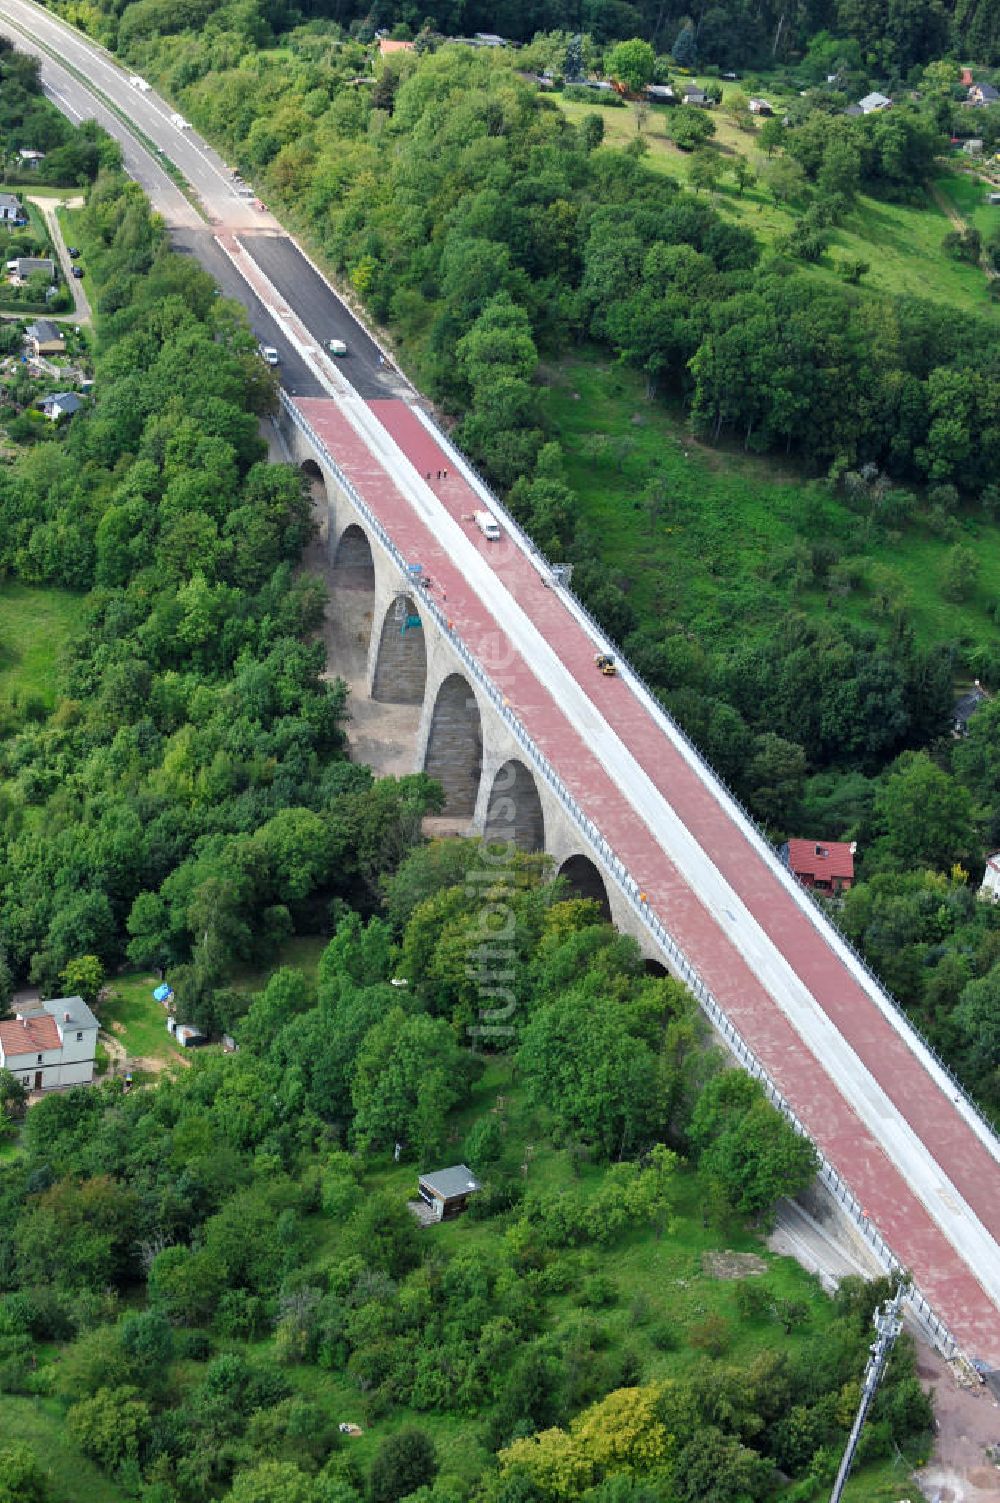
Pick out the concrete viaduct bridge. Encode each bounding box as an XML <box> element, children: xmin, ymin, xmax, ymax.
<box><xmin>2</xmin><ymin>0</ymin><xmax>998</xmax><ymax>1370</ymax></box>
<box><xmin>290</xmin><ymin>427</ymin><xmax>631</xmax><ymax>936</ymax></box>
<box><xmin>276</xmin><ymin>382</ymin><xmax>1000</xmax><ymax>1370</ymax></box>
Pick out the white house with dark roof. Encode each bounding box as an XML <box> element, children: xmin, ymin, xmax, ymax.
<box><xmin>41</xmin><ymin>391</ymin><xmax>83</xmax><ymax>421</ymax></box>
<box><xmin>0</xmin><ymin>996</ymin><xmax>98</xmax><ymax>1092</ymax></box>
<box><xmin>0</xmin><ymin>193</ymin><xmax>23</xmax><ymax>223</ymax></box>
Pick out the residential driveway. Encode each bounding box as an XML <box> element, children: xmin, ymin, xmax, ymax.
<box><xmin>27</xmin><ymin>193</ymin><xmax>91</xmax><ymax>322</ymax></box>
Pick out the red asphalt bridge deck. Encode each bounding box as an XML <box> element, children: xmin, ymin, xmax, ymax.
<box><xmin>297</xmin><ymin>393</ymin><xmax>1000</xmax><ymax>1363</ymax></box>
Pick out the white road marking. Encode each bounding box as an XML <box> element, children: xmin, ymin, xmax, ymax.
<box><xmin>42</xmin><ymin>84</ymin><xmax>83</xmax><ymax>121</ymax></box>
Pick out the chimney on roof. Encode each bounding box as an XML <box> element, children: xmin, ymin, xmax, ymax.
<box><xmin>849</xmin><ymin>841</ymin><xmax>857</xmax><ymax>855</ymax></box>
<box><xmin>64</xmin><ymin>1011</ymin><xmax>71</xmax><ymax>1022</ymax></box>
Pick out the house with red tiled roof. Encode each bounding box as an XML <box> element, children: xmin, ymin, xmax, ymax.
<box><xmin>0</xmin><ymin>995</ymin><xmax>98</xmax><ymax>1093</ymax></box>
<box><xmin>781</xmin><ymin>838</ymin><xmax>856</xmax><ymax>895</ymax></box>
<box><xmin>378</xmin><ymin>37</ymin><xmax>414</xmax><ymax>55</ymax></box>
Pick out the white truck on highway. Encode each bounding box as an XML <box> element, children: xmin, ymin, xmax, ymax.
<box><xmin>474</xmin><ymin>510</ymin><xmax>501</xmax><ymax>541</ymax></box>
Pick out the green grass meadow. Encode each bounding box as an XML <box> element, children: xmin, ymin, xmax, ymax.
<box><xmin>95</xmin><ymin>973</ymin><xmax>187</xmax><ymax>1068</ymax></box>
<box><xmin>3</xmin><ymin>1397</ymin><xmax>128</xmax><ymax>1502</ymax></box>
<box><xmin>556</xmin><ymin>93</ymin><xmax>998</xmax><ymax>319</ymax></box>
<box><xmin>0</xmin><ymin>583</ymin><xmax>82</xmax><ymax>707</ymax></box>
<box><xmin>541</xmin><ymin>353</ymin><xmax>1000</xmax><ymax>654</ymax></box>
<box><xmin>936</xmin><ymin>166</ymin><xmax>1000</xmax><ymax>243</ymax></box>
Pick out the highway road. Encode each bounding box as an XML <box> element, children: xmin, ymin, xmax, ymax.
<box><xmin>7</xmin><ymin>0</ymin><xmax>1000</xmax><ymax>1363</ymax></box>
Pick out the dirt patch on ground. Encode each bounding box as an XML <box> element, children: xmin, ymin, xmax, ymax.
<box><xmin>110</xmin><ymin>1021</ymin><xmax>126</xmax><ymax>1035</ymax></box>
<box><xmin>132</xmin><ymin>1053</ymin><xmax>190</xmax><ymax>1074</ymax></box>
<box><xmin>914</xmin><ymin>1343</ymin><xmax>1000</xmax><ymax>1503</ymax></box>
<box><xmin>701</xmin><ymin>1249</ymin><xmax>768</xmax><ymax>1279</ymax></box>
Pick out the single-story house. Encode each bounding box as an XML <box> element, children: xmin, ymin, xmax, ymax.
<box><xmin>41</xmin><ymin>391</ymin><xmax>83</xmax><ymax>421</ymax></box>
<box><xmin>11</xmin><ymin>257</ymin><xmax>55</xmax><ymax>282</ymax></box>
<box><xmin>749</xmin><ymin>97</ymin><xmax>773</xmax><ymax>115</ymax></box>
<box><xmin>858</xmin><ymin>91</ymin><xmax>892</xmax><ymax>113</ymax></box>
<box><xmin>969</xmin><ymin>82</ymin><xmax>1000</xmax><ymax>106</ymax></box>
<box><xmin>17</xmin><ymin>149</ymin><xmax>45</xmax><ymax>169</ymax></box>
<box><xmin>964</xmin><ymin>138</ymin><xmax>984</xmax><ymax>155</ymax></box>
<box><xmin>989</xmin><ymin>192</ymin><xmax>1000</xmax><ymax>205</ymax></box>
<box><xmin>682</xmin><ymin>84</ymin><xmax>710</xmax><ymax>106</ymax></box>
<box><xmin>473</xmin><ymin>32</ymin><xmax>508</xmax><ymax>46</ymax></box>
<box><xmin>378</xmin><ymin>37</ymin><xmax>413</xmax><ymax>54</ymax></box>
<box><xmin>953</xmin><ymin>682</ymin><xmax>989</xmax><ymax>735</ymax></box>
<box><xmin>0</xmin><ymin>995</ymin><xmax>98</xmax><ymax>1092</ymax></box>
<box><xmin>25</xmin><ymin>319</ymin><xmax>64</xmax><ymax>357</ymax></box>
<box><xmin>417</xmin><ymin>1164</ymin><xmax>481</xmax><ymax>1221</ymax></box>
<box><xmin>781</xmin><ymin>839</ymin><xmax>856</xmax><ymax>895</ymax></box>
<box><xmin>0</xmin><ymin>193</ymin><xmax>23</xmax><ymax>223</ymax></box>
<box><xmin>646</xmin><ymin>84</ymin><xmax>676</xmax><ymax>102</ymax></box>
<box><xmin>571</xmin><ymin>77</ymin><xmax>614</xmax><ymax>92</ymax></box>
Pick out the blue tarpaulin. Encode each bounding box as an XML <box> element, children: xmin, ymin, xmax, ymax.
<box><xmin>153</xmin><ymin>984</ymin><xmax>173</xmax><ymax>1002</ymax></box>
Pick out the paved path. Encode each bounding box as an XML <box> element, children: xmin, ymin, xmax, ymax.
<box><xmin>27</xmin><ymin>194</ymin><xmax>91</xmax><ymax>322</ymax></box>
<box><xmin>7</xmin><ymin>0</ymin><xmax>1000</xmax><ymax>1366</ymax></box>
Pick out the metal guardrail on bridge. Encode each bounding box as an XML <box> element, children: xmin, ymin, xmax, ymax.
<box><xmin>281</xmin><ymin>389</ymin><xmax>962</xmax><ymax>1359</ymax></box>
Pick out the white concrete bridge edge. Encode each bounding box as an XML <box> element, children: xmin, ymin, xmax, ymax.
<box><xmin>279</xmin><ymin>393</ymin><xmax>963</xmax><ymax>1361</ymax></box>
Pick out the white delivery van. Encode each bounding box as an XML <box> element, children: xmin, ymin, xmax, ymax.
<box><xmin>259</xmin><ymin>345</ymin><xmax>279</xmax><ymax>366</ymax></box>
<box><xmin>327</xmin><ymin>338</ymin><xmax>348</xmax><ymax>356</ymax></box>
<box><xmin>474</xmin><ymin>511</ymin><xmax>501</xmax><ymax>541</ymax></box>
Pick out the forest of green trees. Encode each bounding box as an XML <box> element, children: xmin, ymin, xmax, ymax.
<box><xmin>0</xmin><ymin>17</ymin><xmax>992</xmax><ymax>1500</ymax></box>
<box><xmin>55</xmin><ymin>0</ymin><xmax>1000</xmax><ymax>68</ymax></box>
<box><xmin>37</xmin><ymin>10</ymin><xmax>999</xmax><ymax>1109</ymax></box>
<box><xmin>0</xmin><ymin>833</ymin><xmax>934</xmax><ymax>1503</ymax></box>
<box><xmin>0</xmin><ymin>163</ymin><xmax>444</xmax><ymax>1016</ymax></box>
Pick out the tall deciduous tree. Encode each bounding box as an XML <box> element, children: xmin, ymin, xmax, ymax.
<box><xmin>606</xmin><ymin>39</ymin><xmax>656</xmax><ymax>94</ymax></box>
<box><xmin>874</xmin><ymin>752</ymin><xmax>978</xmax><ymax>871</ymax></box>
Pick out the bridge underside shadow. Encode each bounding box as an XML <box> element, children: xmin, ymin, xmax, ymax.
<box><xmin>483</xmin><ymin>759</ymin><xmax>545</xmax><ymax>852</ymax></box>
<box><xmin>424</xmin><ymin>673</ymin><xmax>483</xmax><ymax>820</ymax></box>
<box><xmin>556</xmin><ymin>854</ymin><xmax>613</xmax><ymax>922</ymax></box>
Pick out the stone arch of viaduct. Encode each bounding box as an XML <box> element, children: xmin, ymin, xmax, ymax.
<box><xmin>284</xmin><ymin>419</ymin><xmax>665</xmax><ymax>967</ymax></box>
